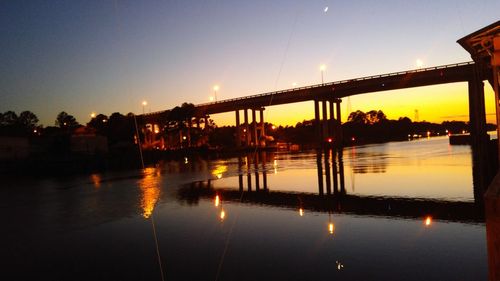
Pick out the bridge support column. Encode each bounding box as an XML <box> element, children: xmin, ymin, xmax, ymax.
<box><xmin>259</xmin><ymin>108</ymin><xmax>266</xmax><ymax>147</ymax></box>
<box><xmin>252</xmin><ymin>109</ymin><xmax>258</xmax><ymax>147</ymax></box>
<box><xmin>335</xmin><ymin>100</ymin><xmax>343</xmax><ymax>147</ymax></box>
<box><xmin>235</xmin><ymin>110</ymin><xmax>241</xmax><ymax>148</ymax></box>
<box><xmin>204</xmin><ymin>116</ymin><xmax>209</xmax><ymax>130</ymax></box>
<box><xmin>244</xmin><ymin>109</ymin><xmax>250</xmax><ymax>146</ymax></box>
<box><xmin>329</xmin><ymin>100</ymin><xmax>335</xmax><ymax>139</ymax></box>
<box><xmin>469</xmin><ymin>64</ymin><xmax>491</xmax><ymax>192</ymax></box>
<box><xmin>322</xmin><ymin>100</ymin><xmax>328</xmax><ymax>142</ymax></box>
<box><xmin>314</xmin><ymin>100</ymin><xmax>321</xmax><ymax>147</ymax></box>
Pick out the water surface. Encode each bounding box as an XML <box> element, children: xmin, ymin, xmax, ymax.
<box><xmin>0</xmin><ymin>137</ymin><xmax>487</xmax><ymax>280</ymax></box>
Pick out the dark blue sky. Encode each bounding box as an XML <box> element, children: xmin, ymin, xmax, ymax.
<box><xmin>1</xmin><ymin>0</ymin><xmax>499</xmax><ymax>126</ymax></box>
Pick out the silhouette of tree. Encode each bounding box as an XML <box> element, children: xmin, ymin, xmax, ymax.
<box><xmin>107</xmin><ymin>112</ymin><xmax>135</xmax><ymax>144</ymax></box>
<box><xmin>18</xmin><ymin>111</ymin><xmax>39</xmax><ymax>130</ymax></box>
<box><xmin>55</xmin><ymin>111</ymin><xmax>79</xmax><ymax>129</ymax></box>
<box><xmin>366</xmin><ymin>110</ymin><xmax>387</xmax><ymax>124</ymax></box>
<box><xmin>347</xmin><ymin>110</ymin><xmax>367</xmax><ymax>124</ymax></box>
<box><xmin>87</xmin><ymin>114</ymin><xmax>108</xmax><ymax>135</ymax></box>
<box><xmin>1</xmin><ymin>111</ymin><xmax>18</xmax><ymax>126</ymax></box>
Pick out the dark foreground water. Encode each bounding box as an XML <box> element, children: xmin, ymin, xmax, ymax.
<box><xmin>1</xmin><ymin>136</ymin><xmax>488</xmax><ymax>280</ymax></box>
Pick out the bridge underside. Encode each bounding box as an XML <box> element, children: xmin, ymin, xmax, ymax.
<box><xmin>140</xmin><ymin>61</ymin><xmax>490</xmax><ymax>151</ymax></box>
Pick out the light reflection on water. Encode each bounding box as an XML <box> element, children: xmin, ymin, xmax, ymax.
<box><xmin>0</xmin><ymin>137</ymin><xmax>488</xmax><ymax>280</ymax></box>
<box><xmin>213</xmin><ymin>136</ymin><xmax>474</xmax><ymax>201</ymax></box>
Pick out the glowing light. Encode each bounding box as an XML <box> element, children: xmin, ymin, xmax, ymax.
<box><xmin>212</xmin><ymin>164</ymin><xmax>228</xmax><ymax>179</ymax></box>
<box><xmin>427</xmin><ymin>131</ymin><xmax>431</xmax><ymax>137</ymax></box>
<box><xmin>139</xmin><ymin>167</ymin><xmax>161</xmax><ymax>218</ymax></box>
<box><xmin>90</xmin><ymin>112</ymin><xmax>96</xmax><ymax>118</ymax></box>
<box><xmin>425</xmin><ymin>216</ymin><xmax>432</xmax><ymax>226</ymax></box>
<box><xmin>215</xmin><ymin>195</ymin><xmax>220</xmax><ymax>207</ymax></box>
<box><xmin>182</xmin><ymin>136</ymin><xmax>187</xmax><ymax>140</ymax></box>
<box><xmin>184</xmin><ymin>157</ymin><xmax>188</xmax><ymax>164</ymax></box>
<box><xmin>328</xmin><ymin>223</ymin><xmax>335</xmax><ymax>234</ymax></box>
<box><xmin>154</xmin><ymin>128</ymin><xmax>160</xmax><ymax>134</ymax></box>
<box><xmin>351</xmin><ymin>137</ymin><xmax>355</xmax><ymax>141</ymax></box>
<box><xmin>462</xmin><ymin>130</ymin><xmax>466</xmax><ymax>134</ymax></box>
<box><xmin>327</xmin><ymin>138</ymin><xmax>333</xmax><ymax>143</ymax></box>
<box><xmin>292</xmin><ymin>82</ymin><xmax>298</xmax><ymax>87</ymax></box>
<box><xmin>320</xmin><ymin>64</ymin><xmax>327</xmax><ymax>71</ymax></box>
<box><xmin>142</xmin><ymin>101</ymin><xmax>147</xmax><ymax>106</ymax></box>
<box><xmin>33</xmin><ymin>129</ymin><xmax>37</xmax><ymax>133</ymax></box>
<box><xmin>271</xmin><ymin>125</ymin><xmax>276</xmax><ymax>130</ymax></box>
<box><xmin>299</xmin><ymin>208</ymin><xmax>304</xmax><ymax>216</ymax></box>
<box><xmin>336</xmin><ymin>261</ymin><xmax>344</xmax><ymax>270</ymax></box>
<box><xmin>90</xmin><ymin>173</ymin><xmax>101</xmax><ymax>188</ymax></box>
<box><xmin>416</xmin><ymin>59</ymin><xmax>424</xmax><ymax>68</ymax></box>
<box><xmin>324</xmin><ymin>6</ymin><xmax>329</xmax><ymax>12</ymax></box>
<box><xmin>220</xmin><ymin>209</ymin><xmax>226</xmax><ymax>220</ymax></box>
<box><xmin>209</xmin><ymin>96</ymin><xmax>214</xmax><ymax>101</ymax></box>
<box><xmin>213</xmin><ymin>85</ymin><xmax>219</xmax><ymax>91</ymax></box>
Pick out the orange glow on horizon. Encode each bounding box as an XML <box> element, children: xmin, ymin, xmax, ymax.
<box><xmin>207</xmin><ymin>83</ymin><xmax>496</xmax><ymax>127</ymax></box>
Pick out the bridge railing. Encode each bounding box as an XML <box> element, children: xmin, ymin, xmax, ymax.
<box><xmin>195</xmin><ymin>61</ymin><xmax>474</xmax><ymax>108</ymax></box>
<box><xmin>143</xmin><ymin>61</ymin><xmax>474</xmax><ymax>116</ymax></box>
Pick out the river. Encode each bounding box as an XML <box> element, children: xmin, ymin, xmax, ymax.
<box><xmin>0</xmin><ymin>136</ymin><xmax>488</xmax><ymax>280</ymax></box>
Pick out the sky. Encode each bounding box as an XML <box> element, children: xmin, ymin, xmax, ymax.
<box><xmin>1</xmin><ymin>0</ymin><xmax>499</xmax><ymax>127</ymax></box>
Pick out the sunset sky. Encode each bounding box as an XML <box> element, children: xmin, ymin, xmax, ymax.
<box><xmin>1</xmin><ymin>1</ymin><xmax>499</xmax><ymax>127</ymax></box>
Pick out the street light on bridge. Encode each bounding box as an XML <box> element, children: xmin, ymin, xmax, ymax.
<box><xmin>320</xmin><ymin>64</ymin><xmax>327</xmax><ymax>84</ymax></box>
<box><xmin>213</xmin><ymin>85</ymin><xmax>220</xmax><ymax>102</ymax></box>
<box><xmin>416</xmin><ymin>59</ymin><xmax>424</xmax><ymax>69</ymax></box>
<box><xmin>142</xmin><ymin>101</ymin><xmax>147</xmax><ymax>114</ymax></box>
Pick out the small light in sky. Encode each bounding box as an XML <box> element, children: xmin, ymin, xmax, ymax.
<box><xmin>292</xmin><ymin>82</ymin><xmax>298</xmax><ymax>87</ymax></box>
<box><xmin>320</xmin><ymin>64</ymin><xmax>326</xmax><ymax>71</ymax></box>
<box><xmin>324</xmin><ymin>7</ymin><xmax>329</xmax><ymax>12</ymax></box>
<box><xmin>209</xmin><ymin>96</ymin><xmax>214</xmax><ymax>101</ymax></box>
<box><xmin>416</xmin><ymin>59</ymin><xmax>424</xmax><ymax>68</ymax></box>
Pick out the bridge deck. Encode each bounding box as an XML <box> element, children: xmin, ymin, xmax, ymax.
<box><xmin>144</xmin><ymin>61</ymin><xmax>478</xmax><ymax>119</ymax></box>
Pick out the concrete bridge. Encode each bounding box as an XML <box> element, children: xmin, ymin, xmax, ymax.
<box><xmin>142</xmin><ymin>61</ymin><xmax>489</xmax><ymax>148</ymax></box>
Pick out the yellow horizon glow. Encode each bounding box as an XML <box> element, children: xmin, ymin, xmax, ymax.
<box><xmin>208</xmin><ymin>82</ymin><xmax>496</xmax><ymax>127</ymax></box>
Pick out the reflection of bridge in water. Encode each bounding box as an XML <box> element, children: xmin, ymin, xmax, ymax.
<box><xmin>178</xmin><ymin>150</ymin><xmax>484</xmax><ymax>224</ymax></box>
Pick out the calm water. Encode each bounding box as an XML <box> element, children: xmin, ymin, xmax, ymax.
<box><xmin>1</xmin><ymin>137</ymin><xmax>487</xmax><ymax>280</ymax></box>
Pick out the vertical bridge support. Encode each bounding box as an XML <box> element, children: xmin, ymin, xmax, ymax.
<box><xmin>314</xmin><ymin>99</ymin><xmax>343</xmax><ymax>147</ymax></box>
<box><xmin>235</xmin><ymin>110</ymin><xmax>241</xmax><ymax>148</ymax></box>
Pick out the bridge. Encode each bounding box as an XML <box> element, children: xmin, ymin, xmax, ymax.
<box><xmin>142</xmin><ymin>61</ymin><xmax>489</xmax><ymax>149</ymax></box>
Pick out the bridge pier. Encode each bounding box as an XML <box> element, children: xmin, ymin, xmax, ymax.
<box><xmin>314</xmin><ymin>99</ymin><xmax>343</xmax><ymax>147</ymax></box>
<box><xmin>244</xmin><ymin>109</ymin><xmax>250</xmax><ymax>146</ymax></box>
<box><xmin>235</xmin><ymin>110</ymin><xmax>241</xmax><ymax>148</ymax></box>
<box><xmin>259</xmin><ymin>108</ymin><xmax>266</xmax><ymax>147</ymax></box>
<box><xmin>252</xmin><ymin>109</ymin><xmax>258</xmax><ymax>147</ymax></box>
<box><xmin>314</xmin><ymin>100</ymin><xmax>321</xmax><ymax>148</ymax></box>
<box><xmin>322</xmin><ymin>100</ymin><xmax>328</xmax><ymax>142</ymax></box>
